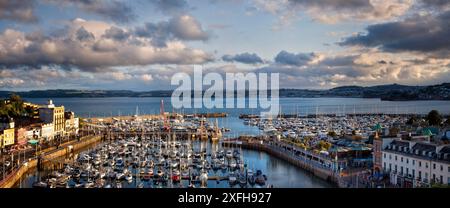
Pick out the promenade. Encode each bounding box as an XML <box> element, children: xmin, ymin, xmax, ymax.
<box><xmin>0</xmin><ymin>134</ymin><xmax>102</xmax><ymax>188</ymax></box>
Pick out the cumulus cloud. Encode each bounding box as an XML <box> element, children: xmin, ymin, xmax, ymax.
<box><xmin>0</xmin><ymin>0</ymin><xmax>37</xmax><ymax>23</ymax></box>
<box><xmin>222</xmin><ymin>52</ymin><xmax>264</xmax><ymax>64</ymax></box>
<box><xmin>340</xmin><ymin>11</ymin><xmax>450</xmax><ymax>56</ymax></box>
<box><xmin>254</xmin><ymin>48</ymin><xmax>450</xmax><ymax>88</ymax></box>
<box><xmin>0</xmin><ymin>18</ymin><xmax>213</xmax><ymax>72</ymax></box>
<box><xmin>135</xmin><ymin>15</ymin><xmax>210</xmax><ymax>47</ymax></box>
<box><xmin>253</xmin><ymin>0</ymin><xmax>413</xmax><ymax>25</ymax></box>
<box><xmin>274</xmin><ymin>51</ymin><xmax>316</xmax><ymax>66</ymax></box>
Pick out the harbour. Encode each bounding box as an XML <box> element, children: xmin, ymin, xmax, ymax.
<box><xmin>3</xmin><ymin>97</ymin><xmax>450</xmax><ymax>188</ymax></box>
<box><xmin>13</xmin><ymin>137</ymin><xmax>333</xmax><ymax>188</ymax></box>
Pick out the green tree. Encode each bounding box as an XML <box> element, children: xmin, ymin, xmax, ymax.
<box><xmin>427</xmin><ymin>110</ymin><xmax>442</xmax><ymax>126</ymax></box>
<box><xmin>0</xmin><ymin>94</ymin><xmax>26</xmax><ymax>117</ymax></box>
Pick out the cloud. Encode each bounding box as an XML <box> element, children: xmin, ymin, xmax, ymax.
<box><xmin>45</xmin><ymin>0</ymin><xmax>136</xmax><ymax>23</ymax></box>
<box><xmin>420</xmin><ymin>0</ymin><xmax>450</xmax><ymax>10</ymax></box>
<box><xmin>135</xmin><ymin>15</ymin><xmax>210</xmax><ymax>47</ymax></box>
<box><xmin>254</xmin><ymin>48</ymin><xmax>450</xmax><ymax>88</ymax></box>
<box><xmin>252</xmin><ymin>0</ymin><xmax>413</xmax><ymax>25</ymax></box>
<box><xmin>274</xmin><ymin>51</ymin><xmax>316</xmax><ymax>66</ymax></box>
<box><xmin>222</xmin><ymin>52</ymin><xmax>264</xmax><ymax>64</ymax></box>
<box><xmin>0</xmin><ymin>0</ymin><xmax>37</xmax><ymax>23</ymax></box>
<box><xmin>140</xmin><ymin>74</ymin><xmax>153</xmax><ymax>82</ymax></box>
<box><xmin>340</xmin><ymin>11</ymin><xmax>450</xmax><ymax>55</ymax></box>
<box><xmin>0</xmin><ymin>18</ymin><xmax>214</xmax><ymax>72</ymax></box>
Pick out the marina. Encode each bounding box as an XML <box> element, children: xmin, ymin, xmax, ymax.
<box><xmin>14</xmin><ymin>138</ymin><xmax>332</xmax><ymax>188</ymax></box>
<box><xmin>5</xmin><ymin>97</ymin><xmax>450</xmax><ymax>188</ymax></box>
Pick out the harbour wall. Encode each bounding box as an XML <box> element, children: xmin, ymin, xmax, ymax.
<box><xmin>223</xmin><ymin>141</ymin><xmax>343</xmax><ymax>187</ymax></box>
<box><xmin>0</xmin><ymin>135</ymin><xmax>102</xmax><ymax>188</ymax></box>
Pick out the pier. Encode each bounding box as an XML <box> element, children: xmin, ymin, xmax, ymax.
<box><xmin>223</xmin><ymin>140</ymin><xmax>360</xmax><ymax>188</ymax></box>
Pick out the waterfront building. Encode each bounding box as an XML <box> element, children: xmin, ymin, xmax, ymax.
<box><xmin>64</xmin><ymin>112</ymin><xmax>79</xmax><ymax>136</ymax></box>
<box><xmin>381</xmin><ymin>138</ymin><xmax>450</xmax><ymax>187</ymax></box>
<box><xmin>14</xmin><ymin>127</ymin><xmax>28</xmax><ymax>146</ymax></box>
<box><xmin>0</xmin><ymin>121</ymin><xmax>15</xmax><ymax>149</ymax></box>
<box><xmin>39</xmin><ymin>100</ymin><xmax>65</xmax><ymax>137</ymax></box>
<box><xmin>24</xmin><ymin>124</ymin><xmax>41</xmax><ymax>140</ymax></box>
<box><xmin>40</xmin><ymin>123</ymin><xmax>54</xmax><ymax>141</ymax></box>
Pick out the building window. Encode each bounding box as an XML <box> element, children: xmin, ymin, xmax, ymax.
<box><xmin>389</xmin><ymin>163</ymin><xmax>392</xmax><ymax>171</ymax></box>
<box><xmin>440</xmin><ymin>175</ymin><xmax>443</xmax><ymax>184</ymax></box>
<box><xmin>406</xmin><ymin>158</ymin><xmax>409</xmax><ymax>164</ymax></box>
<box><xmin>433</xmin><ymin>163</ymin><xmax>436</xmax><ymax>169</ymax></box>
<box><xmin>448</xmin><ymin>177</ymin><xmax>450</xmax><ymax>185</ymax></box>
<box><xmin>426</xmin><ymin>163</ymin><xmax>428</xmax><ymax>168</ymax></box>
<box><xmin>412</xmin><ymin>160</ymin><xmax>415</xmax><ymax>165</ymax></box>
<box><xmin>389</xmin><ymin>155</ymin><xmax>392</xmax><ymax>160</ymax></box>
<box><xmin>419</xmin><ymin>161</ymin><xmax>422</xmax><ymax>167</ymax></box>
<box><xmin>412</xmin><ymin>169</ymin><xmax>415</xmax><ymax>178</ymax></box>
<box><xmin>440</xmin><ymin>165</ymin><xmax>443</xmax><ymax>171</ymax></box>
<box><xmin>401</xmin><ymin>157</ymin><xmax>403</xmax><ymax>162</ymax></box>
<box><xmin>418</xmin><ymin>171</ymin><xmax>422</xmax><ymax>179</ymax></box>
<box><xmin>448</xmin><ymin>166</ymin><xmax>450</xmax><ymax>173</ymax></box>
<box><xmin>395</xmin><ymin>155</ymin><xmax>397</xmax><ymax>161</ymax></box>
<box><xmin>401</xmin><ymin>166</ymin><xmax>403</xmax><ymax>174</ymax></box>
<box><xmin>383</xmin><ymin>153</ymin><xmax>386</xmax><ymax>159</ymax></box>
<box><xmin>406</xmin><ymin>168</ymin><xmax>409</xmax><ymax>175</ymax></box>
<box><xmin>395</xmin><ymin>165</ymin><xmax>397</xmax><ymax>172</ymax></box>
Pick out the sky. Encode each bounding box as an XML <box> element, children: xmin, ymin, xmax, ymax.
<box><xmin>0</xmin><ymin>0</ymin><xmax>449</xmax><ymax>91</ymax></box>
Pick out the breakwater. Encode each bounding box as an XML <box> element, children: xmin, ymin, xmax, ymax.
<box><xmin>223</xmin><ymin>141</ymin><xmax>344</xmax><ymax>187</ymax></box>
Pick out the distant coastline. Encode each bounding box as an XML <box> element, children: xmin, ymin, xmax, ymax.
<box><xmin>1</xmin><ymin>83</ymin><xmax>449</xmax><ymax>101</ymax></box>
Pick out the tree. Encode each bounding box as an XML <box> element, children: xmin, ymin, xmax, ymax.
<box><xmin>445</xmin><ymin>116</ymin><xmax>450</xmax><ymax>126</ymax></box>
<box><xmin>427</xmin><ymin>110</ymin><xmax>442</xmax><ymax>126</ymax></box>
<box><xmin>0</xmin><ymin>94</ymin><xmax>26</xmax><ymax>117</ymax></box>
<box><xmin>406</xmin><ymin>116</ymin><xmax>417</xmax><ymax>125</ymax></box>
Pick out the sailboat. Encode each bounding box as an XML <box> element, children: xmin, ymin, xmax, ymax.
<box><xmin>197</xmin><ymin>117</ymin><xmax>209</xmax><ymax>141</ymax></box>
<box><xmin>211</xmin><ymin>118</ymin><xmax>222</xmax><ymax>143</ymax></box>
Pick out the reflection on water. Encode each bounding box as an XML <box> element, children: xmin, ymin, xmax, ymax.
<box><xmin>15</xmin><ymin>141</ymin><xmax>333</xmax><ymax>188</ymax></box>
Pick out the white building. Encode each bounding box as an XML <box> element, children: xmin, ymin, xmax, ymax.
<box><xmin>39</xmin><ymin>100</ymin><xmax>65</xmax><ymax>136</ymax></box>
<box><xmin>382</xmin><ymin>138</ymin><xmax>450</xmax><ymax>187</ymax></box>
<box><xmin>40</xmin><ymin>123</ymin><xmax>54</xmax><ymax>141</ymax></box>
<box><xmin>25</xmin><ymin>126</ymin><xmax>41</xmax><ymax>140</ymax></box>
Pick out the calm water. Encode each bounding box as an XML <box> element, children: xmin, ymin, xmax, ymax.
<box><xmin>25</xmin><ymin>97</ymin><xmax>450</xmax><ymax>136</ymax></box>
<box><xmin>16</xmin><ymin>141</ymin><xmax>333</xmax><ymax>188</ymax></box>
<box><xmin>25</xmin><ymin>97</ymin><xmax>450</xmax><ymax>117</ymax></box>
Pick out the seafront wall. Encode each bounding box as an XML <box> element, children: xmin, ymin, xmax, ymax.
<box><xmin>0</xmin><ymin>135</ymin><xmax>102</xmax><ymax>188</ymax></box>
<box><xmin>223</xmin><ymin>141</ymin><xmax>343</xmax><ymax>187</ymax></box>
